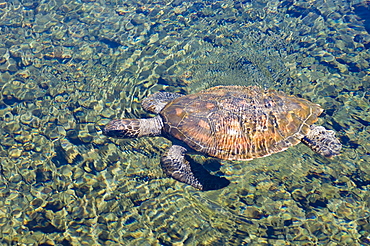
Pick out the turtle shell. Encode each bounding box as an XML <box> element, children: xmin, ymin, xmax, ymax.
<box><xmin>160</xmin><ymin>86</ymin><xmax>323</xmax><ymax>161</ymax></box>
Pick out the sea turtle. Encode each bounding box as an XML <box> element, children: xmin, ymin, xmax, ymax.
<box><xmin>103</xmin><ymin>86</ymin><xmax>342</xmax><ymax>190</ymax></box>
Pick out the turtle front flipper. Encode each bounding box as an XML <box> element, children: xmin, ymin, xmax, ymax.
<box><xmin>302</xmin><ymin>125</ymin><xmax>342</xmax><ymax>158</ymax></box>
<box><xmin>161</xmin><ymin>145</ymin><xmax>204</xmax><ymax>190</ymax></box>
<box><xmin>142</xmin><ymin>91</ymin><xmax>183</xmax><ymax>113</ymax></box>
<box><xmin>103</xmin><ymin>116</ymin><xmax>163</xmax><ymax>138</ymax></box>
<box><xmin>161</xmin><ymin>145</ymin><xmax>230</xmax><ymax>190</ymax></box>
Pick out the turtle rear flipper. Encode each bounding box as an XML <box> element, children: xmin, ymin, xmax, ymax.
<box><xmin>103</xmin><ymin>116</ymin><xmax>163</xmax><ymax>138</ymax></box>
<box><xmin>161</xmin><ymin>145</ymin><xmax>230</xmax><ymax>190</ymax></box>
<box><xmin>302</xmin><ymin>125</ymin><xmax>342</xmax><ymax>158</ymax></box>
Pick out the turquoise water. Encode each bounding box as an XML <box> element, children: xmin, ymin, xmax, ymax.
<box><xmin>0</xmin><ymin>0</ymin><xmax>369</xmax><ymax>245</ymax></box>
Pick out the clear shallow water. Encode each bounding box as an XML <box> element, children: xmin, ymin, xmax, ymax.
<box><xmin>0</xmin><ymin>0</ymin><xmax>369</xmax><ymax>245</ymax></box>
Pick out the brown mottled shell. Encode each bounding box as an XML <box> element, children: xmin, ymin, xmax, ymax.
<box><xmin>160</xmin><ymin>86</ymin><xmax>323</xmax><ymax>161</ymax></box>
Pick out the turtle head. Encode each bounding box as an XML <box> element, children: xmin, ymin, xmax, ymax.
<box><xmin>103</xmin><ymin>116</ymin><xmax>164</xmax><ymax>139</ymax></box>
<box><xmin>103</xmin><ymin>119</ymin><xmax>141</xmax><ymax>138</ymax></box>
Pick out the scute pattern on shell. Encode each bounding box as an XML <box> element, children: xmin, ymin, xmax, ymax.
<box><xmin>161</xmin><ymin>86</ymin><xmax>323</xmax><ymax>161</ymax></box>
